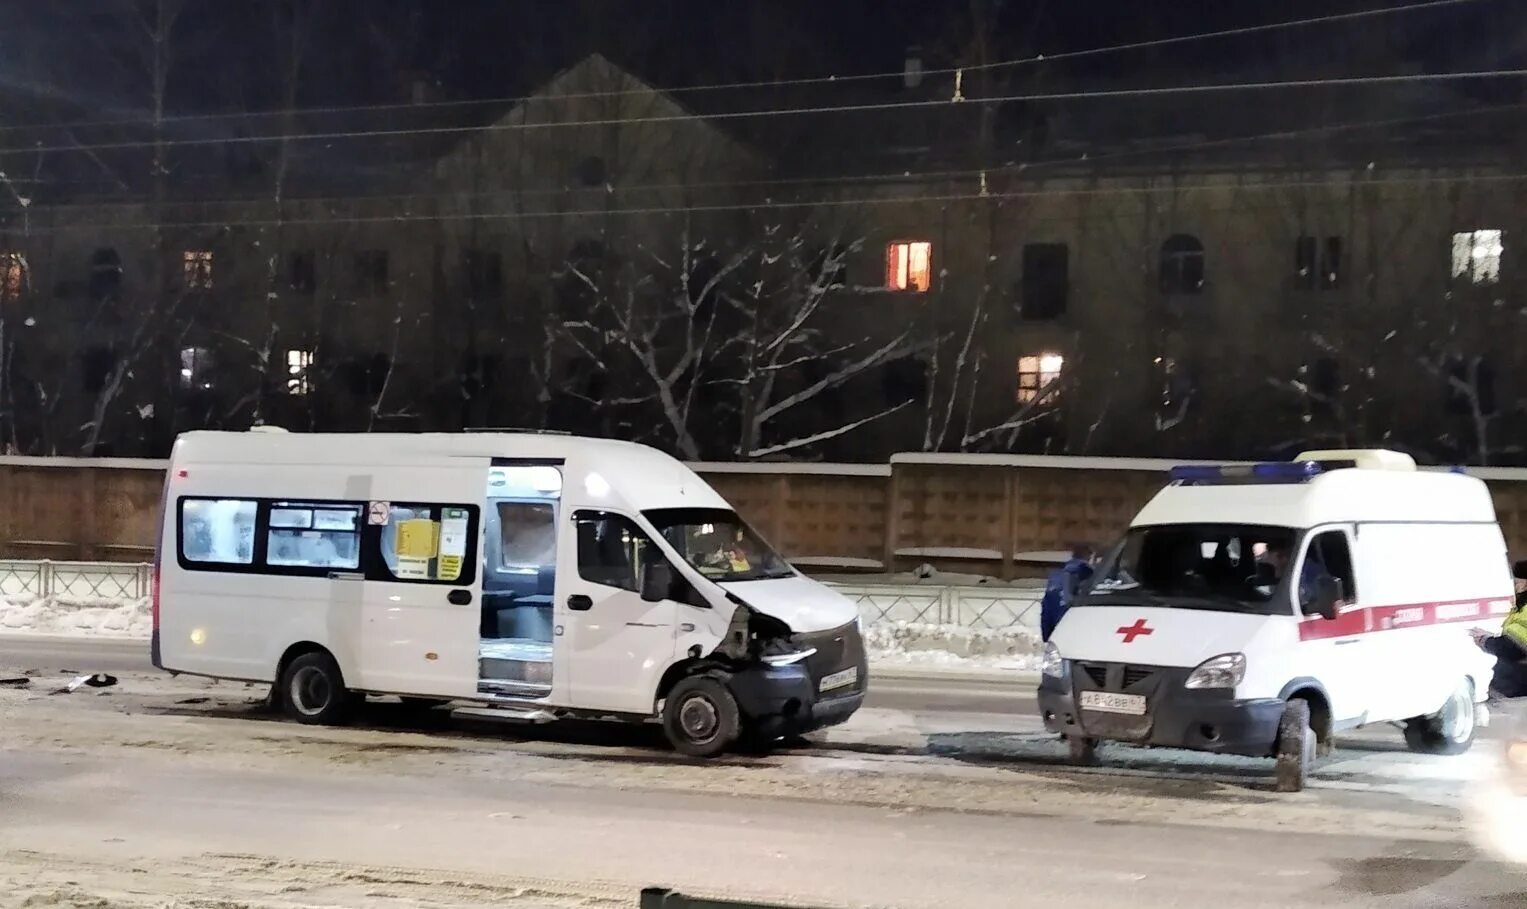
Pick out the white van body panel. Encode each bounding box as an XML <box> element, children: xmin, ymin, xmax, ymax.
<box><xmin>719</xmin><ymin>575</ymin><xmax>858</xmax><ymax>635</ymax></box>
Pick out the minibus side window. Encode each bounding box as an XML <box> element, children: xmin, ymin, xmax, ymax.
<box><xmin>179</xmin><ymin>498</ymin><xmax>257</xmax><ymax>565</ymax></box>
<box><xmin>265</xmin><ymin>502</ymin><xmax>363</xmax><ymax>571</ymax></box>
<box><xmin>373</xmin><ymin>503</ymin><xmax>480</xmax><ymax>585</ymax></box>
<box><xmin>575</xmin><ymin>511</ymin><xmax>659</xmax><ymax>593</ymax></box>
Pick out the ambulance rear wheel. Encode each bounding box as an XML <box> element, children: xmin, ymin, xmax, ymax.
<box><xmin>1274</xmin><ymin>698</ymin><xmax>1315</xmax><ymax>793</ymax></box>
<box><xmin>663</xmin><ymin>675</ymin><xmax>740</xmax><ymax>758</ymax></box>
<box><xmin>281</xmin><ymin>651</ymin><xmax>355</xmax><ymax>726</ymax></box>
<box><xmin>1403</xmin><ymin>681</ymin><xmax>1477</xmax><ymax>756</ymax></box>
<box><xmin>1066</xmin><ymin>735</ymin><xmax>1101</xmax><ymax>765</ymax></box>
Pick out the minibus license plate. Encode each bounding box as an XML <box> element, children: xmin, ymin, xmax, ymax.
<box><xmin>1079</xmin><ymin>691</ymin><xmax>1146</xmax><ymax>715</ymax></box>
<box><xmin>819</xmin><ymin>667</ymin><xmax>858</xmax><ymax>692</ymax></box>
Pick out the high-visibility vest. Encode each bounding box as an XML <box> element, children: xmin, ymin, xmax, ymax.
<box><xmin>1504</xmin><ymin>602</ymin><xmax>1527</xmax><ymax>650</ymax></box>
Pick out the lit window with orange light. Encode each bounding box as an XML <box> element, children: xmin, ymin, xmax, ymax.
<box><xmin>885</xmin><ymin>241</ymin><xmax>932</xmax><ymax>292</ymax></box>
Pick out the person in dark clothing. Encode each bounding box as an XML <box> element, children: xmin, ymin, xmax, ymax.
<box><xmin>1040</xmin><ymin>544</ymin><xmax>1096</xmax><ymax>641</ymax></box>
<box><xmin>1473</xmin><ymin>574</ymin><xmax>1527</xmax><ymax>700</ymax></box>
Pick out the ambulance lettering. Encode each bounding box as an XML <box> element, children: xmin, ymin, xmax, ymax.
<box><xmin>1434</xmin><ymin>602</ymin><xmax>1482</xmax><ymax>622</ymax></box>
<box><xmin>1387</xmin><ymin>607</ymin><xmax>1425</xmax><ymax>628</ymax></box>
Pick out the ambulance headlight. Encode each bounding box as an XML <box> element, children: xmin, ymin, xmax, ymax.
<box><xmin>1185</xmin><ymin>652</ymin><xmax>1245</xmax><ymax>689</ymax></box>
<box><xmin>1041</xmin><ymin>642</ymin><xmax>1066</xmax><ymax>679</ymax></box>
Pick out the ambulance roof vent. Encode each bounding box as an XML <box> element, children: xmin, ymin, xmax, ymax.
<box><xmin>247</xmin><ymin>425</ymin><xmax>289</xmax><ymax>434</ymax></box>
<box><xmin>1293</xmin><ymin>449</ymin><xmax>1416</xmax><ymax>472</ymax></box>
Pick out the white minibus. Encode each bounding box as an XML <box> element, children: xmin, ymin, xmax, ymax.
<box><xmin>153</xmin><ymin>429</ymin><xmax>866</xmax><ymax>756</ymax></box>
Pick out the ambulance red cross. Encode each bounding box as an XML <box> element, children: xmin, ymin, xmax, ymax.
<box><xmin>1038</xmin><ymin>449</ymin><xmax>1506</xmax><ymax>792</ymax></box>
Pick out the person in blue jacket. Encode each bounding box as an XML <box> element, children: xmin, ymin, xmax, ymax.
<box><xmin>1040</xmin><ymin>544</ymin><xmax>1096</xmax><ymax>641</ymax></box>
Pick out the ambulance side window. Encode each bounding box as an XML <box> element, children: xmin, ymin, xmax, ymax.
<box><xmin>1304</xmin><ymin>530</ymin><xmax>1357</xmax><ymax>605</ymax></box>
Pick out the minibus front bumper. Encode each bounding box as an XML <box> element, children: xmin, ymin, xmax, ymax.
<box><xmin>1038</xmin><ymin>665</ymin><xmax>1284</xmax><ymax>757</ymax></box>
<box><xmin>728</xmin><ymin>662</ymin><xmax>866</xmax><ymax>739</ymax></box>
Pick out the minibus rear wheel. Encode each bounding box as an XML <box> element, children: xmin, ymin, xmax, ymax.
<box><xmin>662</xmin><ymin>675</ymin><xmax>740</xmax><ymax>758</ymax></box>
<box><xmin>281</xmin><ymin>651</ymin><xmax>355</xmax><ymax>726</ymax></box>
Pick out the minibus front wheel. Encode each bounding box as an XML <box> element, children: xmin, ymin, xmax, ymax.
<box><xmin>662</xmin><ymin>674</ymin><xmax>741</xmax><ymax>758</ymax></box>
<box><xmin>280</xmin><ymin>650</ymin><xmax>357</xmax><ymax>726</ymax></box>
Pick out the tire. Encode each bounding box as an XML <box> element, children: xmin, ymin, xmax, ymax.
<box><xmin>1403</xmin><ymin>680</ymin><xmax>1477</xmax><ymax>756</ymax></box>
<box><xmin>280</xmin><ymin>651</ymin><xmax>355</xmax><ymax>726</ymax></box>
<box><xmin>1275</xmin><ymin>698</ymin><xmax>1316</xmax><ymax>793</ymax></box>
<box><xmin>662</xmin><ymin>675</ymin><xmax>741</xmax><ymax>758</ymax></box>
<box><xmin>1066</xmin><ymin>735</ymin><xmax>1101</xmax><ymax>766</ymax></box>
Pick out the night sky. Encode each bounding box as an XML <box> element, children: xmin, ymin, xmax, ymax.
<box><xmin>0</xmin><ymin>1</ymin><xmax>1511</xmax><ymax>119</ymax></box>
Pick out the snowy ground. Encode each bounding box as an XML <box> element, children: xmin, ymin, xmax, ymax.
<box><xmin>0</xmin><ymin>593</ymin><xmax>1043</xmax><ymax>672</ymax></box>
<box><xmin>0</xmin><ymin>658</ymin><xmax>1524</xmax><ymax>908</ymax></box>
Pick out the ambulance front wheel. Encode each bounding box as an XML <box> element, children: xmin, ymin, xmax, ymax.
<box><xmin>1274</xmin><ymin>698</ymin><xmax>1315</xmax><ymax>793</ymax></box>
<box><xmin>1403</xmin><ymin>680</ymin><xmax>1477</xmax><ymax>756</ymax></box>
<box><xmin>1066</xmin><ymin>735</ymin><xmax>1101</xmax><ymax>765</ymax></box>
<box><xmin>663</xmin><ymin>675</ymin><xmax>741</xmax><ymax>758</ymax></box>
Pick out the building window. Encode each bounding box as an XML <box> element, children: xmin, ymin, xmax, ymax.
<box><xmin>354</xmin><ymin>249</ymin><xmax>389</xmax><ymax>293</ymax></box>
<box><xmin>1020</xmin><ymin>243</ymin><xmax>1068</xmax><ymax>320</ymax></box>
<box><xmin>179</xmin><ymin>346</ymin><xmax>213</xmax><ymax>390</ymax></box>
<box><xmin>1452</xmin><ymin>230</ymin><xmax>1503</xmax><ymax>285</ymax></box>
<box><xmin>1016</xmin><ymin>352</ymin><xmax>1064</xmax><ymax>404</ymax></box>
<box><xmin>1159</xmin><ymin>234</ymin><xmax>1204</xmax><ymax>294</ymax></box>
<box><xmin>0</xmin><ymin>252</ymin><xmax>25</xmax><ymax>302</ymax></box>
<box><xmin>574</xmin><ymin>155</ymin><xmax>607</xmax><ymax>187</ymax></box>
<box><xmin>286</xmin><ymin>349</ymin><xmax>313</xmax><ymax>396</ymax></box>
<box><xmin>1445</xmin><ymin>356</ymin><xmax>1497</xmax><ymax>416</ymax></box>
<box><xmin>183</xmin><ymin>250</ymin><xmax>214</xmax><ymax>290</ymax></box>
<box><xmin>288</xmin><ymin>251</ymin><xmax>316</xmax><ymax>294</ymax></box>
<box><xmin>885</xmin><ymin>241</ymin><xmax>932</xmax><ymax>293</ymax></box>
<box><xmin>89</xmin><ymin>248</ymin><xmax>123</xmax><ymax>302</ymax></box>
<box><xmin>465</xmin><ymin>250</ymin><xmax>503</xmax><ymax>296</ymax></box>
<box><xmin>1296</xmin><ymin>236</ymin><xmax>1342</xmax><ymax>290</ymax></box>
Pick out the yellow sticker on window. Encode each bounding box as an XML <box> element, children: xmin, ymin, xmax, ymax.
<box><xmin>438</xmin><ymin>554</ymin><xmax>463</xmax><ymax>582</ymax></box>
<box><xmin>395</xmin><ymin>518</ymin><xmax>439</xmax><ymax>559</ymax></box>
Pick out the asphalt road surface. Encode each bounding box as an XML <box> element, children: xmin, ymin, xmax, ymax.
<box><xmin>2</xmin><ymin>634</ymin><xmax>1523</xmax><ymax>908</ymax></box>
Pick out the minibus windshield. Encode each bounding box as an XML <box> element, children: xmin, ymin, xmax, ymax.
<box><xmin>1083</xmin><ymin>524</ymin><xmax>1298</xmax><ymax>614</ymax></box>
<box><xmin>644</xmin><ymin>508</ymin><xmax>795</xmax><ymax>582</ymax></box>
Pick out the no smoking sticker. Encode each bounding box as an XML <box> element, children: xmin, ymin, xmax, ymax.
<box><xmin>368</xmin><ymin>501</ymin><xmax>391</xmax><ymax>526</ymax></box>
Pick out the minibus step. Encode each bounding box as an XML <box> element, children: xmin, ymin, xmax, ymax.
<box><xmin>452</xmin><ymin>705</ymin><xmax>557</xmax><ymax>724</ymax></box>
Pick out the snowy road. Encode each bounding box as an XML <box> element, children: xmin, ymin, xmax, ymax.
<box><xmin>1</xmin><ymin>638</ymin><xmax>1524</xmax><ymax>907</ymax></box>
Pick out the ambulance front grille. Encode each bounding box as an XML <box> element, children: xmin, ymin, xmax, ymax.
<box><xmin>1078</xmin><ymin>662</ymin><xmax>1158</xmax><ymax>691</ymax></box>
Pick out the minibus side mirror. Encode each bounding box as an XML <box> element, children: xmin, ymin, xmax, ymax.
<box><xmin>640</xmin><ymin>561</ymin><xmax>676</xmax><ymax>603</ymax></box>
<box><xmin>1303</xmin><ymin>576</ymin><xmax>1342</xmax><ymax>622</ymax></box>
<box><xmin>1514</xmin><ymin>559</ymin><xmax>1527</xmax><ymax>581</ymax></box>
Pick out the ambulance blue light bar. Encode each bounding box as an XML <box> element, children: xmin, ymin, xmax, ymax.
<box><xmin>1169</xmin><ymin>461</ymin><xmax>1324</xmax><ymax>485</ymax></box>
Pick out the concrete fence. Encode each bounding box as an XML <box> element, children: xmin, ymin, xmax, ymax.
<box><xmin>0</xmin><ymin>559</ymin><xmax>1040</xmax><ymax>631</ymax></box>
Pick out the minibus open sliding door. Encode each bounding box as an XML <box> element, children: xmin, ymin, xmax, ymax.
<box><xmin>355</xmin><ymin>459</ymin><xmax>489</xmax><ymax>699</ymax></box>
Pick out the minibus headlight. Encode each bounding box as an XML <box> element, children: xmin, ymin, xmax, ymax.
<box><xmin>1041</xmin><ymin>642</ymin><xmax>1066</xmax><ymax>679</ymax></box>
<box><xmin>1185</xmin><ymin>653</ymin><xmax>1246</xmax><ymax>690</ymax></box>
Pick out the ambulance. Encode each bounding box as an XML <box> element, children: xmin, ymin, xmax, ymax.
<box><xmin>152</xmin><ymin>430</ymin><xmax>867</xmax><ymax>756</ymax></box>
<box><xmin>1038</xmin><ymin>449</ymin><xmax>1507</xmax><ymax>791</ymax></box>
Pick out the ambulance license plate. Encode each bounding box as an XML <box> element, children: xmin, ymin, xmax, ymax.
<box><xmin>819</xmin><ymin>667</ymin><xmax>858</xmax><ymax>692</ymax></box>
<box><xmin>1079</xmin><ymin>691</ymin><xmax>1147</xmax><ymax>715</ymax></box>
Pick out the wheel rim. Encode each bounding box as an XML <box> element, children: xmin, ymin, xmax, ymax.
<box><xmin>678</xmin><ymin>694</ymin><xmax>720</xmax><ymax>744</ymax></box>
<box><xmin>1445</xmin><ymin>688</ymin><xmax>1475</xmax><ymax>742</ymax></box>
<box><xmin>289</xmin><ymin>666</ymin><xmax>331</xmax><ymax>717</ymax></box>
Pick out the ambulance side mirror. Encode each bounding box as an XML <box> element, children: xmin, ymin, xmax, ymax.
<box><xmin>640</xmin><ymin>561</ymin><xmax>676</xmax><ymax>603</ymax></box>
<box><xmin>1303</xmin><ymin>576</ymin><xmax>1342</xmax><ymax>622</ymax></box>
<box><xmin>1514</xmin><ymin>560</ymin><xmax>1527</xmax><ymax>581</ymax></box>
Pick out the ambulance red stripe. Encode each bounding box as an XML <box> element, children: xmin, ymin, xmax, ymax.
<box><xmin>1297</xmin><ymin>596</ymin><xmax>1513</xmax><ymax>641</ymax></box>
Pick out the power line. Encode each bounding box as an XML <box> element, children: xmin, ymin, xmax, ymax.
<box><xmin>3</xmin><ymin>68</ymin><xmax>1525</xmax><ymax>158</ymax></box>
<box><xmin>0</xmin><ymin>0</ymin><xmax>1486</xmax><ymax>136</ymax></box>
<box><xmin>14</xmin><ymin>99</ymin><xmax>1524</xmax><ymax>216</ymax></box>
<box><xmin>6</xmin><ymin>170</ymin><xmax>1525</xmax><ymax>236</ymax></box>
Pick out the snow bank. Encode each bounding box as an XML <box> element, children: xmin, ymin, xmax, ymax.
<box><xmin>865</xmin><ymin>621</ymin><xmax>1042</xmax><ymax>670</ymax></box>
<box><xmin>0</xmin><ymin>594</ymin><xmax>152</xmax><ymax>637</ymax></box>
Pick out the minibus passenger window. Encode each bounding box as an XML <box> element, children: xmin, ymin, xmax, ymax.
<box><xmin>376</xmin><ymin>503</ymin><xmax>477</xmax><ymax>584</ymax></box>
<box><xmin>266</xmin><ymin>503</ymin><xmax>362</xmax><ymax>570</ymax></box>
<box><xmin>180</xmin><ymin>498</ymin><xmax>257</xmax><ymax>565</ymax></box>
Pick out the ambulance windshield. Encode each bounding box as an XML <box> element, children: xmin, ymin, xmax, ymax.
<box><xmin>1085</xmin><ymin>524</ymin><xmax>1299</xmax><ymax>614</ymax></box>
<box><xmin>645</xmin><ymin>507</ymin><xmax>795</xmax><ymax>582</ymax></box>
